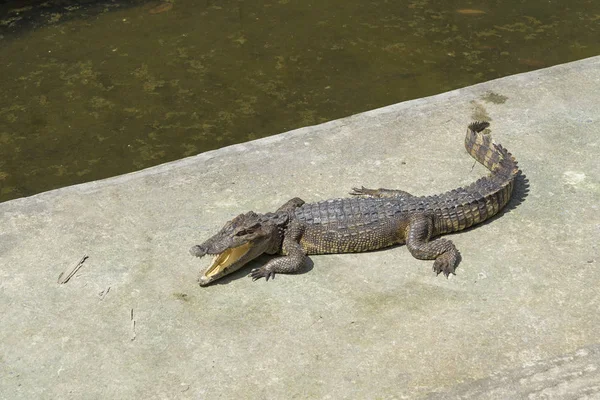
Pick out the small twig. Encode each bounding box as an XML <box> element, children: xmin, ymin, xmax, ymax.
<box><xmin>130</xmin><ymin>308</ymin><xmax>136</xmax><ymax>341</ymax></box>
<box><xmin>98</xmin><ymin>286</ymin><xmax>111</xmax><ymax>300</ymax></box>
<box><xmin>57</xmin><ymin>255</ymin><xmax>88</xmax><ymax>284</ymax></box>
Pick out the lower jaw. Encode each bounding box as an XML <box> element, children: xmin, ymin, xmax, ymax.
<box><xmin>198</xmin><ymin>274</ymin><xmax>214</xmax><ymax>286</ymax></box>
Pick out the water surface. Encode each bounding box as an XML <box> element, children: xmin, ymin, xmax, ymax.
<box><xmin>1</xmin><ymin>0</ymin><xmax>599</xmax><ymax>201</ymax></box>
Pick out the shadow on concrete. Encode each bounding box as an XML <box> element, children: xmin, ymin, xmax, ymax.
<box><xmin>200</xmin><ymin>254</ymin><xmax>315</xmax><ymax>287</ymax></box>
<box><xmin>482</xmin><ymin>170</ymin><xmax>530</xmax><ymax>224</ymax></box>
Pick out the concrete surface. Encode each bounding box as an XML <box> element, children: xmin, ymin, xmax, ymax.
<box><xmin>1</xmin><ymin>56</ymin><xmax>599</xmax><ymax>399</ymax></box>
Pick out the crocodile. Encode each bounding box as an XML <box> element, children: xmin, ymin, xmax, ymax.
<box><xmin>190</xmin><ymin>121</ymin><xmax>519</xmax><ymax>286</ymax></box>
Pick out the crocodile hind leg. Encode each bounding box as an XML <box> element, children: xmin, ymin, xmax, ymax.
<box><xmin>350</xmin><ymin>186</ymin><xmax>414</xmax><ymax>199</ymax></box>
<box><xmin>405</xmin><ymin>214</ymin><xmax>460</xmax><ymax>277</ymax></box>
<box><xmin>249</xmin><ymin>221</ymin><xmax>307</xmax><ymax>281</ymax></box>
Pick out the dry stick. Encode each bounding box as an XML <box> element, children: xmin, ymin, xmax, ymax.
<box><xmin>130</xmin><ymin>308</ymin><xmax>136</xmax><ymax>341</ymax></box>
<box><xmin>57</xmin><ymin>255</ymin><xmax>89</xmax><ymax>284</ymax></box>
<box><xmin>98</xmin><ymin>286</ymin><xmax>111</xmax><ymax>300</ymax></box>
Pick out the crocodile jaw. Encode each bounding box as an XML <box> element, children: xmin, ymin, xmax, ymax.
<box><xmin>198</xmin><ymin>242</ymin><xmax>252</xmax><ymax>286</ymax></box>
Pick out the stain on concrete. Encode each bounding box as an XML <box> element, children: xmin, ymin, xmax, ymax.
<box><xmin>470</xmin><ymin>100</ymin><xmax>491</xmax><ymax>121</ymax></box>
<box><xmin>481</xmin><ymin>91</ymin><xmax>508</xmax><ymax>104</ymax></box>
<box><xmin>173</xmin><ymin>292</ymin><xmax>190</xmax><ymax>302</ymax></box>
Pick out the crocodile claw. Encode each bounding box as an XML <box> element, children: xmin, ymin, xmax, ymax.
<box><xmin>249</xmin><ymin>267</ymin><xmax>276</xmax><ymax>282</ymax></box>
<box><xmin>349</xmin><ymin>186</ymin><xmax>376</xmax><ymax>196</ymax></box>
<box><xmin>433</xmin><ymin>258</ymin><xmax>456</xmax><ymax>278</ymax></box>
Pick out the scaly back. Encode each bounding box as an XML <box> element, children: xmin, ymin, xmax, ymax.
<box><xmin>465</xmin><ymin>121</ymin><xmax>519</xmax><ymax>181</ymax></box>
<box><xmin>428</xmin><ymin>121</ymin><xmax>520</xmax><ymax>234</ymax></box>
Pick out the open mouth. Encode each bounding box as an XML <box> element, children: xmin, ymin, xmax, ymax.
<box><xmin>200</xmin><ymin>242</ymin><xmax>252</xmax><ymax>280</ymax></box>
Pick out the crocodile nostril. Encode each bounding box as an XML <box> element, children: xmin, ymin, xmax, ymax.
<box><xmin>189</xmin><ymin>245</ymin><xmax>206</xmax><ymax>257</ymax></box>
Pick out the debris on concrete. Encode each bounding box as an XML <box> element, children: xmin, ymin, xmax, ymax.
<box><xmin>57</xmin><ymin>255</ymin><xmax>88</xmax><ymax>284</ymax></box>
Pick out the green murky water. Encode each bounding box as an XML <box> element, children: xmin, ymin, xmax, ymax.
<box><xmin>1</xmin><ymin>0</ymin><xmax>599</xmax><ymax>202</ymax></box>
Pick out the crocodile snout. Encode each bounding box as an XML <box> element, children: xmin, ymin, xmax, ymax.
<box><xmin>189</xmin><ymin>245</ymin><xmax>207</xmax><ymax>257</ymax></box>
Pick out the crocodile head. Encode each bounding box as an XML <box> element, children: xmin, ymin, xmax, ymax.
<box><xmin>190</xmin><ymin>211</ymin><xmax>286</xmax><ymax>286</ymax></box>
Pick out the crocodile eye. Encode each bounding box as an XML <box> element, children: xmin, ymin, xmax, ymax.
<box><xmin>235</xmin><ymin>223</ymin><xmax>261</xmax><ymax>236</ymax></box>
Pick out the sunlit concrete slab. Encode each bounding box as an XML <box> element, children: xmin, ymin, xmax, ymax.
<box><xmin>1</xmin><ymin>56</ymin><xmax>599</xmax><ymax>399</ymax></box>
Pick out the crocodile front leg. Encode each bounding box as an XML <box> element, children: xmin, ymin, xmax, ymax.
<box><xmin>249</xmin><ymin>221</ymin><xmax>307</xmax><ymax>281</ymax></box>
<box><xmin>405</xmin><ymin>214</ymin><xmax>460</xmax><ymax>277</ymax></box>
<box><xmin>350</xmin><ymin>186</ymin><xmax>414</xmax><ymax>199</ymax></box>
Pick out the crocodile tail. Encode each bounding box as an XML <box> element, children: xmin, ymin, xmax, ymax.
<box><xmin>465</xmin><ymin>121</ymin><xmax>519</xmax><ymax>179</ymax></box>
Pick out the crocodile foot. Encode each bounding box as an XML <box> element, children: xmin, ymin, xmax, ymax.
<box><xmin>432</xmin><ymin>251</ymin><xmax>459</xmax><ymax>277</ymax></box>
<box><xmin>350</xmin><ymin>186</ymin><xmax>380</xmax><ymax>197</ymax></box>
<box><xmin>349</xmin><ymin>186</ymin><xmax>413</xmax><ymax>199</ymax></box>
<box><xmin>249</xmin><ymin>266</ymin><xmax>276</xmax><ymax>282</ymax></box>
